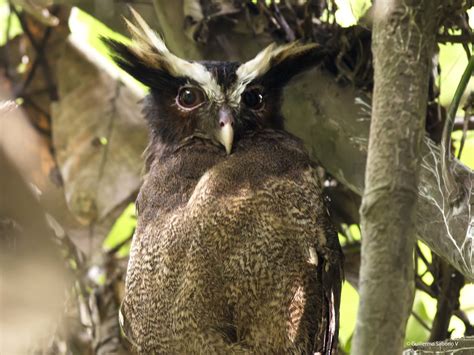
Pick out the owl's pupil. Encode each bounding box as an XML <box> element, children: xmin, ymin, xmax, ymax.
<box><xmin>177</xmin><ymin>87</ymin><xmax>205</xmax><ymax>109</ymax></box>
<box><xmin>243</xmin><ymin>89</ymin><xmax>264</xmax><ymax>110</ymax></box>
<box><xmin>182</xmin><ymin>89</ymin><xmax>195</xmax><ymax>105</ymax></box>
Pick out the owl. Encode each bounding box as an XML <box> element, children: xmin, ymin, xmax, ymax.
<box><xmin>105</xmin><ymin>9</ymin><xmax>343</xmax><ymax>355</ymax></box>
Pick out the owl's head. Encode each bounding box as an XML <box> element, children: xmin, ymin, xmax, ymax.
<box><xmin>105</xmin><ymin>9</ymin><xmax>326</xmax><ymax>155</ymax></box>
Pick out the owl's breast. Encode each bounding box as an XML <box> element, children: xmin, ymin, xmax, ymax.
<box><xmin>123</xmin><ymin>131</ymin><xmax>335</xmax><ymax>352</ymax></box>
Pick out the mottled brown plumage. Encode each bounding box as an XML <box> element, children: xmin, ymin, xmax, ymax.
<box><xmin>106</xmin><ymin>9</ymin><xmax>343</xmax><ymax>354</ymax></box>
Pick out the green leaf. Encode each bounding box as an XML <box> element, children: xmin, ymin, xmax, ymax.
<box><xmin>0</xmin><ymin>1</ymin><xmax>22</xmax><ymax>46</ymax></box>
<box><xmin>339</xmin><ymin>281</ymin><xmax>359</xmax><ymax>351</ymax></box>
<box><xmin>405</xmin><ymin>293</ymin><xmax>433</xmax><ymax>346</ymax></box>
<box><xmin>103</xmin><ymin>203</ymin><xmax>136</xmax><ymax>256</ymax></box>
<box><xmin>452</xmin><ymin>131</ymin><xmax>474</xmax><ymax>169</ymax></box>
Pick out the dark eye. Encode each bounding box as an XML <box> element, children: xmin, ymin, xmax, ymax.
<box><xmin>177</xmin><ymin>87</ymin><xmax>205</xmax><ymax>109</ymax></box>
<box><xmin>242</xmin><ymin>87</ymin><xmax>264</xmax><ymax>110</ymax></box>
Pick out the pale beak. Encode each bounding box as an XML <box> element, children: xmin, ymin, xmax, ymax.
<box><xmin>216</xmin><ymin>107</ymin><xmax>234</xmax><ymax>155</ymax></box>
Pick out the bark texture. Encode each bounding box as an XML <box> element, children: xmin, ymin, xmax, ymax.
<box><xmin>352</xmin><ymin>1</ymin><xmax>440</xmax><ymax>354</ymax></box>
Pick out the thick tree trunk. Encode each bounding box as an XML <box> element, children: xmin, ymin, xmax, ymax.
<box><xmin>352</xmin><ymin>1</ymin><xmax>440</xmax><ymax>354</ymax></box>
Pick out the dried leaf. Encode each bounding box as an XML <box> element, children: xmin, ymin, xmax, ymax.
<box><xmin>183</xmin><ymin>0</ymin><xmax>242</xmax><ymax>43</ymax></box>
<box><xmin>52</xmin><ymin>37</ymin><xmax>147</xmax><ymax>225</ymax></box>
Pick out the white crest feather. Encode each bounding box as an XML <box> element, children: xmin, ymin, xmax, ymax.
<box><xmin>126</xmin><ymin>8</ymin><xmax>221</xmax><ymax>99</ymax></box>
<box><xmin>236</xmin><ymin>43</ymin><xmax>277</xmax><ymax>86</ymax></box>
<box><xmin>228</xmin><ymin>42</ymin><xmax>318</xmax><ymax>104</ymax></box>
<box><xmin>236</xmin><ymin>42</ymin><xmax>317</xmax><ymax>85</ymax></box>
<box><xmin>128</xmin><ymin>7</ymin><xmax>167</xmax><ymax>53</ymax></box>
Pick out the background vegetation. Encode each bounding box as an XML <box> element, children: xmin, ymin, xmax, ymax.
<box><xmin>0</xmin><ymin>0</ymin><xmax>473</xmax><ymax>354</ymax></box>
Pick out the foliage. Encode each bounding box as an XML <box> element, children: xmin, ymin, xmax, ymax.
<box><xmin>0</xmin><ymin>0</ymin><xmax>473</xmax><ymax>353</ymax></box>
<box><xmin>0</xmin><ymin>0</ymin><xmax>21</xmax><ymax>46</ymax></box>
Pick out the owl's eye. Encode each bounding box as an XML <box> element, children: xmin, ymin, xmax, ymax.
<box><xmin>177</xmin><ymin>87</ymin><xmax>205</xmax><ymax>109</ymax></box>
<box><xmin>242</xmin><ymin>88</ymin><xmax>264</xmax><ymax>110</ymax></box>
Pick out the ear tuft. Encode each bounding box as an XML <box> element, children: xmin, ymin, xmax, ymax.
<box><xmin>102</xmin><ymin>8</ymin><xmax>216</xmax><ymax>92</ymax></box>
<box><xmin>267</xmin><ymin>42</ymin><xmax>320</xmax><ymax>67</ymax></box>
<box><xmin>236</xmin><ymin>42</ymin><xmax>326</xmax><ymax>87</ymax></box>
<box><xmin>112</xmin><ymin>7</ymin><xmax>175</xmax><ymax>75</ymax></box>
<box><xmin>127</xmin><ymin>7</ymin><xmax>169</xmax><ymax>54</ymax></box>
<box><xmin>101</xmin><ymin>36</ymin><xmax>174</xmax><ymax>89</ymax></box>
<box><xmin>122</xmin><ymin>7</ymin><xmax>172</xmax><ymax>70</ymax></box>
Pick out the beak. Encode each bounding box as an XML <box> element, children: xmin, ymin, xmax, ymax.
<box><xmin>215</xmin><ymin>107</ymin><xmax>234</xmax><ymax>155</ymax></box>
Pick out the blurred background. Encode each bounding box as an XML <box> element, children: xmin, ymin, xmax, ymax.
<box><xmin>0</xmin><ymin>1</ymin><xmax>473</xmax><ymax>354</ymax></box>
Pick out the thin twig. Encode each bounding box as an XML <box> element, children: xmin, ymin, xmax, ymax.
<box><xmin>411</xmin><ymin>311</ymin><xmax>432</xmax><ymax>332</ymax></box>
<box><xmin>22</xmin><ymin>95</ymin><xmax>51</xmax><ymax>120</ymax></box>
<box><xmin>437</xmin><ymin>33</ymin><xmax>474</xmax><ymax>44</ymax></box>
<box><xmin>429</xmin><ymin>259</ymin><xmax>464</xmax><ymax>342</ymax></box>
<box><xmin>457</xmin><ymin>92</ymin><xmax>474</xmax><ymax>159</ymax></box>
<box><xmin>416</xmin><ymin>244</ymin><xmax>437</xmax><ymax>277</ymax></box>
<box><xmin>453</xmin><ymin>115</ymin><xmax>474</xmax><ymax>131</ymax></box>
<box><xmin>453</xmin><ymin>309</ymin><xmax>474</xmax><ymax>336</ymax></box>
<box><xmin>271</xmin><ymin>3</ymin><xmax>295</xmax><ymax>41</ymax></box>
<box><xmin>440</xmin><ymin>53</ymin><xmax>474</xmax><ymax>205</ymax></box>
<box><xmin>11</xmin><ymin>5</ymin><xmax>57</xmax><ymax>100</ymax></box>
<box><xmin>415</xmin><ymin>276</ymin><xmax>437</xmax><ymax>298</ymax></box>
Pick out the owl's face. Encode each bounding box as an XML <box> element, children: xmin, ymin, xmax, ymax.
<box><xmin>105</xmin><ymin>10</ymin><xmax>325</xmax><ymax>154</ymax></box>
<box><xmin>142</xmin><ymin>60</ymin><xmax>286</xmax><ymax>155</ymax></box>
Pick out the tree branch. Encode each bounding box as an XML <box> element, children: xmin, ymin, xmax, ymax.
<box><xmin>352</xmin><ymin>1</ymin><xmax>439</xmax><ymax>353</ymax></box>
<box><xmin>429</xmin><ymin>258</ymin><xmax>464</xmax><ymax>342</ymax></box>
